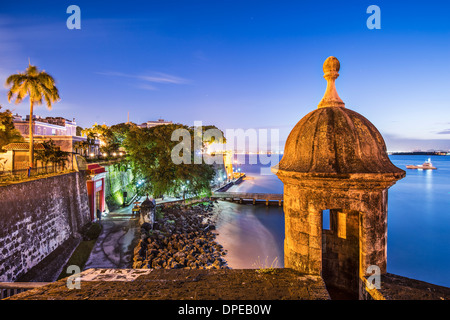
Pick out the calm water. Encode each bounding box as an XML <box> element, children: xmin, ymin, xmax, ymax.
<box><xmin>214</xmin><ymin>154</ymin><xmax>450</xmax><ymax>287</ymax></box>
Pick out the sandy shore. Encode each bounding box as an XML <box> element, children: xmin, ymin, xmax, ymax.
<box><xmin>212</xmin><ymin>200</ymin><xmax>284</xmax><ymax>269</ymax></box>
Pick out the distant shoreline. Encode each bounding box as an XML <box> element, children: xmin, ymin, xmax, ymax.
<box><xmin>389</xmin><ymin>151</ymin><xmax>449</xmax><ymax>156</ymax></box>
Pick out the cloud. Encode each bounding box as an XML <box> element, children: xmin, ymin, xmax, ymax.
<box><xmin>138</xmin><ymin>73</ymin><xmax>190</xmax><ymax>85</ymax></box>
<box><xmin>96</xmin><ymin>71</ymin><xmax>190</xmax><ymax>90</ymax></box>
<box><xmin>437</xmin><ymin>129</ymin><xmax>450</xmax><ymax>134</ymax></box>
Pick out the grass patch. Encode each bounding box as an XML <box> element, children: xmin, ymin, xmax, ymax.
<box><xmin>155</xmin><ymin>206</ymin><xmax>164</xmax><ymax>220</ymax></box>
<box><xmin>57</xmin><ymin>222</ymin><xmax>102</xmax><ymax>280</ymax></box>
<box><xmin>253</xmin><ymin>256</ymin><xmax>280</xmax><ymax>275</ymax></box>
<box><xmin>256</xmin><ymin>267</ymin><xmax>278</xmax><ymax>275</ymax></box>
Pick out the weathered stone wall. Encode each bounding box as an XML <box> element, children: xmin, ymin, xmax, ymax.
<box><xmin>0</xmin><ymin>151</ymin><xmax>13</xmax><ymax>171</ymax></box>
<box><xmin>322</xmin><ymin>209</ymin><xmax>360</xmax><ymax>293</ymax></box>
<box><xmin>0</xmin><ymin>171</ymin><xmax>90</xmax><ymax>282</ymax></box>
<box><xmin>279</xmin><ymin>174</ymin><xmax>393</xmax><ymax>296</ymax></box>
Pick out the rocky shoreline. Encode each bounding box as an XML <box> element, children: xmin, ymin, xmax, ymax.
<box><xmin>132</xmin><ymin>201</ymin><xmax>229</xmax><ymax>270</ymax></box>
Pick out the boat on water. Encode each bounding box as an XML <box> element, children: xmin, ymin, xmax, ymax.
<box><xmin>406</xmin><ymin>158</ymin><xmax>437</xmax><ymax>170</ymax></box>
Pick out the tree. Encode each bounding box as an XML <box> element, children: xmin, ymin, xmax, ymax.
<box><xmin>81</xmin><ymin>122</ymin><xmax>137</xmax><ymax>156</ymax></box>
<box><xmin>78</xmin><ymin>127</ymin><xmax>98</xmax><ymax>156</ymax></box>
<box><xmin>5</xmin><ymin>63</ymin><xmax>60</xmax><ymax>167</ymax></box>
<box><xmin>51</xmin><ymin>148</ymin><xmax>70</xmax><ymax>171</ymax></box>
<box><xmin>35</xmin><ymin>139</ymin><xmax>69</xmax><ymax>172</ymax></box>
<box><xmin>124</xmin><ymin>123</ymin><xmax>223</xmax><ymax>200</ymax></box>
<box><xmin>0</xmin><ymin>106</ymin><xmax>24</xmax><ymax>152</ymax></box>
<box><xmin>76</xmin><ymin>126</ymin><xmax>83</xmax><ymax>136</ymax></box>
<box><xmin>110</xmin><ymin>122</ymin><xmax>137</xmax><ymax>147</ymax></box>
<box><xmin>34</xmin><ymin>140</ymin><xmax>54</xmax><ymax>170</ymax></box>
<box><xmin>82</xmin><ymin>124</ymin><xmax>117</xmax><ymax>155</ymax></box>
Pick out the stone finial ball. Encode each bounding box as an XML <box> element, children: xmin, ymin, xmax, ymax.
<box><xmin>323</xmin><ymin>56</ymin><xmax>340</xmax><ymax>74</ymax></box>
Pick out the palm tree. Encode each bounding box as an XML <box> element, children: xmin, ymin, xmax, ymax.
<box><xmin>5</xmin><ymin>62</ymin><xmax>60</xmax><ymax>167</ymax></box>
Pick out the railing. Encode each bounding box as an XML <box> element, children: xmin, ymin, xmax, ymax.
<box><xmin>211</xmin><ymin>191</ymin><xmax>283</xmax><ymax>200</ymax></box>
<box><xmin>213</xmin><ymin>173</ymin><xmax>246</xmax><ymax>192</ymax></box>
<box><xmin>211</xmin><ymin>191</ymin><xmax>284</xmax><ymax>206</ymax></box>
<box><xmin>0</xmin><ymin>282</ymin><xmax>51</xmax><ymax>299</ymax></box>
<box><xmin>85</xmin><ymin>154</ymin><xmax>126</xmax><ymax>164</ymax></box>
<box><xmin>0</xmin><ymin>166</ymin><xmax>73</xmax><ymax>184</ymax></box>
<box><xmin>158</xmin><ymin>197</ymin><xmax>211</xmax><ymax>207</ymax></box>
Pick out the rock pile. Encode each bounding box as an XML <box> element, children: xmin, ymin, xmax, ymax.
<box><xmin>133</xmin><ymin>201</ymin><xmax>229</xmax><ymax>270</ymax></box>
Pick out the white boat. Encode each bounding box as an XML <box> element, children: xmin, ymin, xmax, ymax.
<box><xmin>406</xmin><ymin>158</ymin><xmax>437</xmax><ymax>170</ymax></box>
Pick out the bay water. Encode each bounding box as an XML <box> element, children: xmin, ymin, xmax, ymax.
<box><xmin>214</xmin><ymin>154</ymin><xmax>450</xmax><ymax>287</ymax></box>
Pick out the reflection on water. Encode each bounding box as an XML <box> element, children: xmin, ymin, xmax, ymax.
<box><xmin>214</xmin><ymin>201</ymin><xmax>284</xmax><ymax>269</ymax></box>
<box><xmin>387</xmin><ymin>155</ymin><xmax>450</xmax><ymax>287</ymax></box>
<box><xmin>215</xmin><ymin>154</ymin><xmax>450</xmax><ymax>287</ymax></box>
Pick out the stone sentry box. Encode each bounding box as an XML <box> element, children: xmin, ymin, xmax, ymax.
<box><xmin>273</xmin><ymin>57</ymin><xmax>405</xmax><ymax>297</ymax></box>
<box><xmin>140</xmin><ymin>195</ymin><xmax>156</xmax><ymax>227</ymax></box>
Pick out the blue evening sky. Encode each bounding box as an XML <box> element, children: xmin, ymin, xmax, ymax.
<box><xmin>0</xmin><ymin>0</ymin><xmax>449</xmax><ymax>151</ymax></box>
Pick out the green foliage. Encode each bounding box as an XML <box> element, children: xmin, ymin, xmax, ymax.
<box><xmin>253</xmin><ymin>256</ymin><xmax>280</xmax><ymax>274</ymax></box>
<box><xmin>0</xmin><ymin>106</ymin><xmax>23</xmax><ymax>152</ymax></box>
<box><xmin>76</xmin><ymin>126</ymin><xmax>83</xmax><ymax>136</ymax></box>
<box><xmin>110</xmin><ymin>122</ymin><xmax>138</xmax><ymax>146</ymax></box>
<box><xmin>5</xmin><ymin>64</ymin><xmax>60</xmax><ymax>108</ymax></box>
<box><xmin>155</xmin><ymin>206</ymin><xmax>164</xmax><ymax>220</ymax></box>
<box><xmin>34</xmin><ymin>139</ymin><xmax>70</xmax><ymax>169</ymax></box>
<box><xmin>4</xmin><ymin>63</ymin><xmax>60</xmax><ymax>165</ymax></box>
<box><xmin>81</xmin><ymin>124</ymin><xmax>114</xmax><ymax>152</ymax></box>
<box><xmin>123</xmin><ymin>123</ymin><xmax>221</xmax><ymax>199</ymax></box>
<box><xmin>81</xmin><ymin>122</ymin><xmax>138</xmax><ymax>155</ymax></box>
<box><xmin>73</xmin><ymin>138</ymin><xmax>93</xmax><ymax>155</ymax></box>
<box><xmin>104</xmin><ymin>163</ymin><xmax>137</xmax><ymax>210</ymax></box>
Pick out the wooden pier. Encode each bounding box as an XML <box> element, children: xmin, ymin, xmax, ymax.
<box><xmin>211</xmin><ymin>192</ymin><xmax>283</xmax><ymax>206</ymax></box>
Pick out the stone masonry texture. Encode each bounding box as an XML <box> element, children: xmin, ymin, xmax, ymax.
<box><xmin>0</xmin><ymin>171</ymin><xmax>90</xmax><ymax>282</ymax></box>
<box><xmin>7</xmin><ymin>268</ymin><xmax>331</xmax><ymax>300</ymax></box>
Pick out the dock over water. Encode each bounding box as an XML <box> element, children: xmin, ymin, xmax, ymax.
<box><xmin>211</xmin><ymin>191</ymin><xmax>283</xmax><ymax>206</ymax></box>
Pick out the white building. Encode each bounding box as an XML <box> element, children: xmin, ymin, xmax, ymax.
<box><xmin>138</xmin><ymin>119</ymin><xmax>173</xmax><ymax>129</ymax></box>
<box><xmin>12</xmin><ymin>114</ymin><xmax>100</xmax><ymax>157</ymax></box>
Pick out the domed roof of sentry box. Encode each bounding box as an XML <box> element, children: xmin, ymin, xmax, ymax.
<box><xmin>277</xmin><ymin>57</ymin><xmax>405</xmax><ymax>177</ymax></box>
<box><xmin>140</xmin><ymin>195</ymin><xmax>155</xmax><ymax>213</ymax></box>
